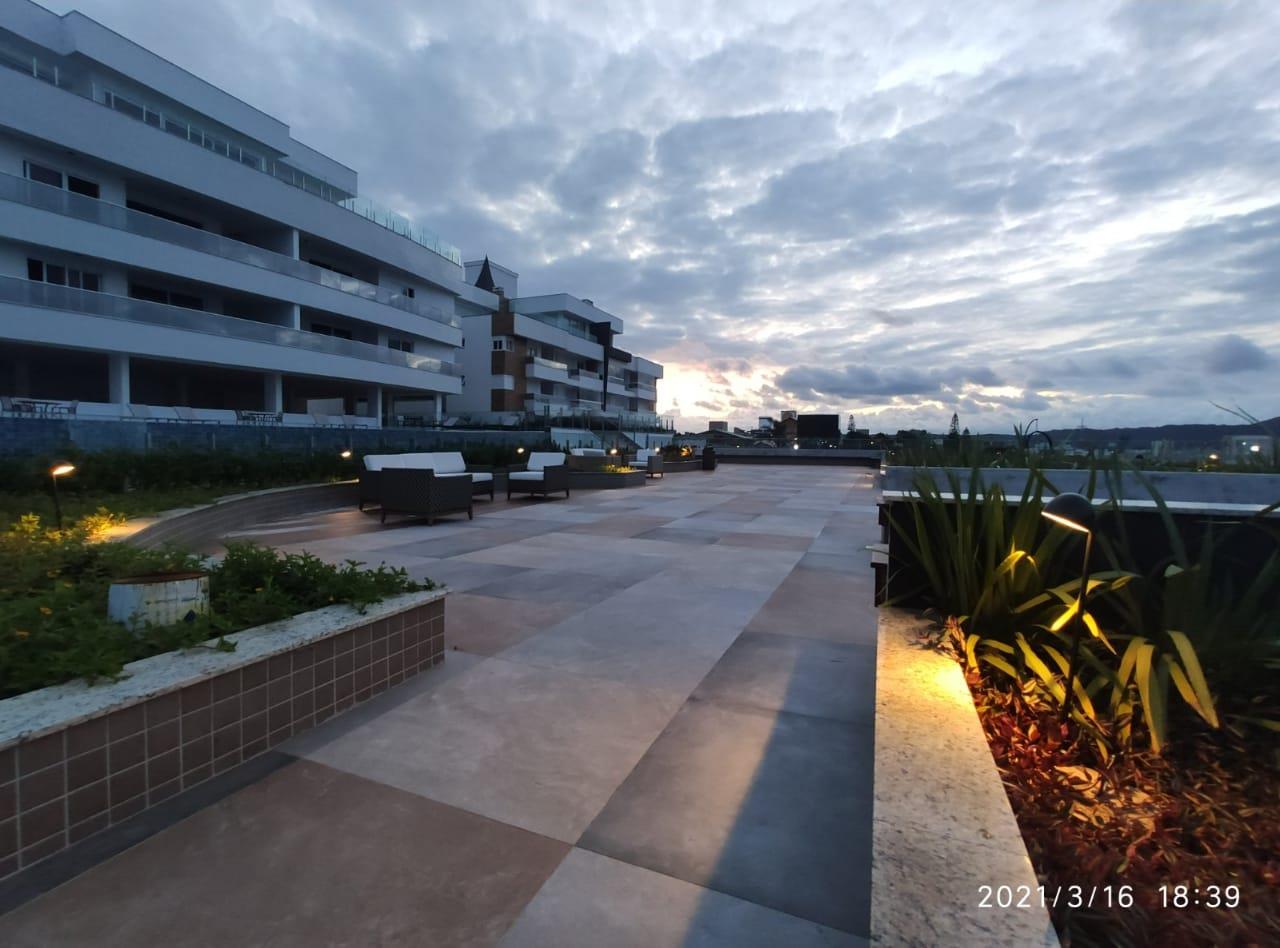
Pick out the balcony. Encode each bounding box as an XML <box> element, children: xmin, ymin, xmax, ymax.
<box><xmin>0</xmin><ymin>174</ymin><xmax>458</xmax><ymax>328</ymax></box>
<box><xmin>0</xmin><ymin>49</ymin><xmax>462</xmax><ymax>265</ymax></box>
<box><xmin>568</xmin><ymin>369</ymin><xmax>604</xmax><ymax>391</ymax></box>
<box><xmin>0</xmin><ymin>277</ymin><xmax>459</xmax><ymax>377</ymax></box>
<box><xmin>526</xmin><ymin>355</ymin><xmax>571</xmax><ymax>383</ymax></box>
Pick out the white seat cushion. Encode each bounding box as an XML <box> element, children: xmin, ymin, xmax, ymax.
<box><xmin>470</xmin><ymin>472</ymin><xmax>493</xmax><ymax>483</ymax></box>
<box><xmin>434</xmin><ymin>472</ymin><xmax>470</xmax><ymax>479</ymax></box>
<box><xmin>434</xmin><ymin>452</ymin><xmax>468</xmax><ymax>474</ymax></box>
<box><xmin>508</xmin><ymin>470</ymin><xmax>545</xmax><ymax>481</ymax></box>
<box><xmin>527</xmin><ymin>452</ymin><xmax>566</xmax><ymax>472</ymax></box>
<box><xmin>363</xmin><ymin>454</ymin><xmax>390</xmax><ymax>471</ymax></box>
<box><xmin>399</xmin><ymin>452</ymin><xmax>437</xmax><ymax>469</ymax></box>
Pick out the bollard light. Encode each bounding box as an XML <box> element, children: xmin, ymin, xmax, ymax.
<box><xmin>339</xmin><ymin>449</ymin><xmax>352</xmax><ymax>459</ymax></box>
<box><xmin>49</xmin><ymin>461</ymin><xmax>76</xmax><ymax>529</ymax></box>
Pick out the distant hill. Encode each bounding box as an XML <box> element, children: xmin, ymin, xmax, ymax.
<box><xmin>1042</xmin><ymin>416</ymin><xmax>1279</xmax><ymax>449</ymax></box>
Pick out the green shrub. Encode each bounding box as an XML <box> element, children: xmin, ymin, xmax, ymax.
<box><xmin>0</xmin><ymin>519</ymin><xmax>429</xmax><ymax>699</ymax></box>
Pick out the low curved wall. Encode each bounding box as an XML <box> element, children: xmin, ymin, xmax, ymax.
<box><xmin>124</xmin><ymin>481</ymin><xmax>357</xmax><ymax>550</ymax></box>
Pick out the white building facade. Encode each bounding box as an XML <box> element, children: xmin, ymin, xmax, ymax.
<box><xmin>0</xmin><ymin>2</ymin><xmax>490</xmax><ymax>427</ymax></box>
<box><xmin>453</xmin><ymin>258</ymin><xmax>666</xmax><ymax>432</ymax></box>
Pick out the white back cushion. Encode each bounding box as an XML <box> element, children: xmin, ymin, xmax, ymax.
<box><xmin>397</xmin><ymin>453</ymin><xmax>436</xmax><ymax>469</ymax></box>
<box><xmin>363</xmin><ymin>455</ymin><xmax>387</xmax><ymax>471</ymax></box>
<box><xmin>571</xmin><ymin>448</ymin><xmax>606</xmax><ymax>457</ymax></box>
<box><xmin>434</xmin><ymin>452</ymin><xmax>467</xmax><ymax>474</ymax></box>
<box><xmin>528</xmin><ymin>451</ymin><xmax>566</xmax><ymax>471</ymax></box>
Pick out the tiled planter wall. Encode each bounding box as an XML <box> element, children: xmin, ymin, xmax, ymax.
<box><xmin>0</xmin><ymin>594</ymin><xmax>445</xmax><ymax>881</ymax></box>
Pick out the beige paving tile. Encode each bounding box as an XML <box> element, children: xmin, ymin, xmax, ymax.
<box><xmin>446</xmin><ymin>592</ymin><xmax>583</xmax><ymax>656</ymax></box>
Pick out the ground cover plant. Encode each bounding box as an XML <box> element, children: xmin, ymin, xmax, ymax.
<box><xmin>889</xmin><ymin>464</ymin><xmax>1279</xmax><ymax>944</ymax></box>
<box><xmin>0</xmin><ymin>514</ymin><xmax>428</xmax><ymax>699</ymax></box>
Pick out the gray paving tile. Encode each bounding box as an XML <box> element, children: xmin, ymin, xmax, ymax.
<box><xmin>500</xmin><ymin>848</ymin><xmax>866</xmax><ymax>948</ymax></box>
<box><xmin>469</xmin><ymin>567</ymin><xmax>645</xmax><ymax>604</ymax></box>
<box><xmin>635</xmin><ymin>527</ymin><xmax>723</xmax><ymax>545</ymax></box>
<box><xmin>579</xmin><ymin>699</ymin><xmax>874</xmax><ymax>936</ymax></box>
<box><xmin>302</xmin><ymin>657</ymin><xmax>686</xmax><ymax>842</ymax></box>
<box><xmin>423</xmin><ymin>559</ymin><xmax>532</xmax><ymax>592</ymax></box>
<box><xmin>796</xmin><ymin>552</ymin><xmax>867</xmax><ymax>573</ymax></box>
<box><xmin>0</xmin><ymin>759</ymin><xmax>567</xmax><ymax>948</ymax></box>
<box><xmin>693</xmin><ymin>631</ymin><xmax>876</xmax><ymax>724</ymax></box>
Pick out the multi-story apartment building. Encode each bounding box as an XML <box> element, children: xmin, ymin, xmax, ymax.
<box><xmin>0</xmin><ymin>1</ymin><xmax>493</xmax><ymax>427</ymax></box>
<box><xmin>453</xmin><ymin>258</ymin><xmax>664</xmax><ymax>427</ymax></box>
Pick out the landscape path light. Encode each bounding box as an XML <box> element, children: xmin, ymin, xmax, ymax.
<box><xmin>1040</xmin><ymin>492</ymin><xmax>1097</xmax><ymax>724</ymax></box>
<box><xmin>49</xmin><ymin>461</ymin><xmax>76</xmax><ymax>529</ymax></box>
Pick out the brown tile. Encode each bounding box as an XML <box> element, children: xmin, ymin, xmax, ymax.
<box><xmin>268</xmin><ymin>674</ymin><xmax>292</xmax><ymax>708</ymax></box>
<box><xmin>182</xmin><ymin>736</ymin><xmax>212</xmax><ymax>775</ymax></box>
<box><xmin>181</xmin><ymin>707</ymin><xmax>213</xmax><ymax>743</ymax></box>
<box><xmin>212</xmin><ymin>724</ymin><xmax>240</xmax><ymax>760</ymax></box>
<box><xmin>109</xmin><ymin>732</ymin><xmax>146</xmax><ymax>773</ymax></box>
<box><xmin>148</xmin><ymin>750</ymin><xmax>180</xmax><ymax>788</ymax></box>
<box><xmin>19</xmin><ymin>764</ymin><xmax>65</xmax><ymax>809</ymax></box>
<box><xmin>314</xmin><ymin>638</ymin><xmax>334</xmax><ymax>662</ymax></box>
<box><xmin>69</xmin><ymin>812</ymin><xmax>110</xmax><ymax>845</ymax></box>
<box><xmin>314</xmin><ymin>658</ymin><xmax>334</xmax><ymax>686</ymax></box>
<box><xmin>148</xmin><ymin>778</ymin><xmax>182</xmax><ymax>806</ymax></box>
<box><xmin>18</xmin><ymin>732</ymin><xmax>63</xmax><ymax>777</ymax></box>
<box><xmin>0</xmin><ymin>817</ymin><xmax>15</xmax><ymax>859</ymax></box>
<box><xmin>334</xmin><ymin>674</ymin><xmax>353</xmax><ymax>703</ymax></box>
<box><xmin>267</xmin><ymin>727</ymin><xmax>291</xmax><ymax>748</ymax></box>
<box><xmin>242</xmin><ymin>713</ymin><xmax>267</xmax><ymax>746</ymax></box>
<box><xmin>371</xmin><ymin>636</ymin><xmax>388</xmax><ymax>661</ymax></box>
<box><xmin>211</xmin><ymin>671</ymin><xmax>241</xmax><ymax>703</ymax></box>
<box><xmin>109</xmin><ymin>792</ymin><xmax>146</xmax><ymax>824</ymax></box>
<box><xmin>334</xmin><ymin>650</ymin><xmax>353</xmax><ymax>677</ymax></box>
<box><xmin>242</xmin><ymin>737</ymin><xmax>268</xmax><ymax>761</ymax></box>
<box><xmin>180</xmin><ymin>681</ymin><xmax>212</xmax><ymax>714</ymax></box>
<box><xmin>332</xmin><ymin>631</ymin><xmax>354</xmax><ymax>654</ymax></box>
<box><xmin>268</xmin><ymin>654</ymin><xmax>291</xmax><ymax>681</ymax></box>
<box><xmin>241</xmin><ymin>660</ymin><xmax>268</xmax><ymax>690</ymax></box>
<box><xmin>0</xmin><ymin>761</ymin><xmax>571</xmax><ymax>946</ymax></box>
<box><xmin>354</xmin><ymin>643</ymin><xmax>371</xmax><ymax>669</ymax></box>
<box><xmin>68</xmin><ymin>779</ymin><xmax>109</xmax><ymax>825</ymax></box>
<box><xmin>388</xmin><ymin>652</ymin><xmax>404</xmax><ymax>677</ymax></box>
<box><xmin>0</xmin><ymin>747</ymin><xmax>14</xmax><ymax>783</ymax></box>
<box><xmin>352</xmin><ymin>667</ymin><xmax>371</xmax><ymax>694</ymax></box>
<box><xmin>20</xmin><ymin>799</ymin><xmax>65</xmax><ymax>848</ymax></box>
<box><xmin>147</xmin><ymin>719</ymin><xmax>180</xmax><ymax>757</ymax></box>
<box><xmin>19</xmin><ymin>830</ymin><xmax>64</xmax><ymax>867</ymax></box>
<box><xmin>66</xmin><ymin>717</ymin><xmax>108</xmax><ymax>757</ymax></box>
<box><xmin>242</xmin><ymin>684</ymin><xmax>268</xmax><ymax>717</ymax></box>
<box><xmin>334</xmin><ymin>693</ymin><xmax>354</xmax><ymax>714</ymax></box>
<box><xmin>212</xmin><ymin>696</ymin><xmax>240</xmax><ymax>731</ymax></box>
<box><xmin>354</xmin><ymin>625</ymin><xmax>372</xmax><ymax>648</ymax></box>
<box><xmin>181</xmin><ymin>764</ymin><xmax>212</xmax><ymax>789</ymax></box>
<box><xmin>268</xmin><ymin>702</ymin><xmax>292</xmax><ymax>735</ymax></box>
<box><xmin>212</xmin><ymin>751</ymin><xmax>240</xmax><ymax>775</ymax></box>
<box><xmin>109</xmin><ymin>764</ymin><xmax>146</xmax><ymax>807</ymax></box>
<box><xmin>106</xmin><ymin>705</ymin><xmax>146</xmax><ymax>742</ymax></box>
<box><xmin>314</xmin><ymin>682</ymin><xmax>334</xmax><ymax>712</ymax></box>
<box><xmin>146</xmin><ymin>692</ymin><xmax>181</xmax><ymax>725</ymax></box>
<box><xmin>292</xmin><ymin>645</ymin><xmax>315</xmax><ymax>669</ymax></box>
<box><xmin>67</xmin><ymin>747</ymin><xmax>107</xmax><ymax>792</ymax></box>
<box><xmin>291</xmin><ymin>692</ymin><xmax>314</xmax><ymax>726</ymax></box>
<box><xmin>0</xmin><ymin>780</ymin><xmax>13</xmax><ymax>822</ymax></box>
<box><xmin>291</xmin><ymin>668</ymin><xmax>313</xmax><ymax>695</ymax></box>
<box><xmin>0</xmin><ymin>855</ymin><xmax>17</xmax><ymax>879</ymax></box>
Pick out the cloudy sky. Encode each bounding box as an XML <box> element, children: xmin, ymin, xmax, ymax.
<box><xmin>53</xmin><ymin>0</ymin><xmax>1280</xmax><ymax>433</ymax></box>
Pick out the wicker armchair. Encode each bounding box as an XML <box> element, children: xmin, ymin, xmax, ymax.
<box><xmin>379</xmin><ymin>469</ymin><xmax>474</xmax><ymax>524</ymax></box>
<box><xmin>358</xmin><ymin>469</ymin><xmax>382</xmax><ymax>511</ymax></box>
<box><xmin>506</xmin><ymin>459</ymin><xmax>571</xmax><ymax>500</ymax></box>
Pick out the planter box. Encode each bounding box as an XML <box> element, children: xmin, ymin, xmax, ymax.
<box><xmin>872</xmin><ymin>608</ymin><xmax>1057</xmax><ymax>946</ymax></box>
<box><xmin>0</xmin><ymin>589</ymin><xmax>445</xmax><ymax>882</ymax></box>
<box><xmin>660</xmin><ymin>460</ymin><xmax>703</xmax><ymax>473</ymax></box>
<box><xmin>567</xmin><ymin>470</ymin><xmax>647</xmax><ymax>490</ymax></box>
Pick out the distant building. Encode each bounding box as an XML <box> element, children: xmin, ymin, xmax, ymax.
<box><xmin>709</xmin><ymin>420</ymin><xmax>729</xmax><ymax>432</ymax></box>
<box><xmin>1224</xmin><ymin>434</ymin><xmax>1275</xmax><ymax>462</ymax></box>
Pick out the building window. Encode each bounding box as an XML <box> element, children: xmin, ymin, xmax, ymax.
<box><xmin>129</xmin><ymin>283</ymin><xmax>204</xmax><ymax>310</ymax></box>
<box><xmin>493</xmin><ymin>337</ymin><xmax>513</xmax><ymax>352</ymax></box>
<box><xmin>23</xmin><ymin>161</ymin><xmax>100</xmax><ymax>198</ymax></box>
<box><xmin>403</xmin><ymin>287</ymin><xmax>416</xmax><ymax>299</ymax></box>
<box><xmin>28</xmin><ymin>258</ymin><xmax>101</xmax><ymax>291</ymax></box>
<box><xmin>311</xmin><ymin>322</ymin><xmax>354</xmax><ymax>340</ymax></box>
<box><xmin>127</xmin><ymin>199</ymin><xmax>204</xmax><ymax>230</ymax></box>
<box><xmin>388</xmin><ymin>338</ymin><xmax>413</xmax><ymax>353</ymax></box>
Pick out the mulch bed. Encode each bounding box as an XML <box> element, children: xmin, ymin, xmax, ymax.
<box><xmin>964</xmin><ymin>668</ymin><xmax>1279</xmax><ymax>947</ymax></box>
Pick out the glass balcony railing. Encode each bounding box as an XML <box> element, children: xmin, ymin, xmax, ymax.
<box><xmin>520</xmin><ymin>311</ymin><xmax>595</xmax><ymax>342</ymax></box>
<box><xmin>0</xmin><ymin>45</ymin><xmax>463</xmax><ymax>265</ymax></box>
<box><xmin>527</xmin><ymin>355</ymin><xmax>570</xmax><ymax>372</ymax></box>
<box><xmin>0</xmin><ymin>173</ymin><xmax>458</xmax><ymax>328</ymax></box>
<box><xmin>0</xmin><ymin>277</ymin><xmax>460</xmax><ymax>377</ymax></box>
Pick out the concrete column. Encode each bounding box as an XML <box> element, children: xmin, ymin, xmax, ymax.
<box><xmin>108</xmin><ymin>353</ymin><xmax>130</xmax><ymax>405</ymax></box>
<box><xmin>287</xmin><ymin>228</ymin><xmax>300</xmax><ymax>260</ymax></box>
<box><xmin>367</xmin><ymin>385</ymin><xmax>383</xmax><ymax>426</ymax></box>
<box><xmin>263</xmin><ymin>372</ymin><xmax>283</xmax><ymax>412</ymax></box>
<box><xmin>13</xmin><ymin>359</ymin><xmax>31</xmax><ymax>397</ymax></box>
<box><xmin>287</xmin><ymin>303</ymin><xmax>301</xmax><ymax>330</ymax></box>
<box><xmin>435</xmin><ymin>395</ymin><xmax>443</xmax><ymax>423</ymax></box>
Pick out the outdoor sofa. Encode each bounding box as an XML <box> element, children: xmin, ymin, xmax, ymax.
<box><xmin>632</xmin><ymin>449</ymin><xmax>664</xmax><ymax>478</ymax></box>
<box><xmin>359</xmin><ymin>451</ymin><xmax>495</xmax><ymax>512</ymax></box>
<box><xmin>507</xmin><ymin>451</ymin><xmax>571</xmax><ymax>500</ymax></box>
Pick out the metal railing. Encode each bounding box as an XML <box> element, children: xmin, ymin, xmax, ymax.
<box><xmin>0</xmin><ymin>46</ymin><xmax>462</xmax><ymax>265</ymax></box>
<box><xmin>0</xmin><ymin>174</ymin><xmax>458</xmax><ymax>328</ymax></box>
<box><xmin>0</xmin><ymin>277</ymin><xmax>460</xmax><ymax>377</ymax></box>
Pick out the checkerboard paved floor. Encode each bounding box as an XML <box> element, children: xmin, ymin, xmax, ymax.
<box><xmin>0</xmin><ymin>465</ymin><xmax>879</xmax><ymax>947</ymax></box>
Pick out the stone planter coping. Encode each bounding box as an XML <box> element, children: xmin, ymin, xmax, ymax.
<box><xmin>0</xmin><ymin>589</ymin><xmax>443</xmax><ymax>751</ymax></box>
<box><xmin>872</xmin><ymin>607</ymin><xmax>1058</xmax><ymax>947</ymax></box>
